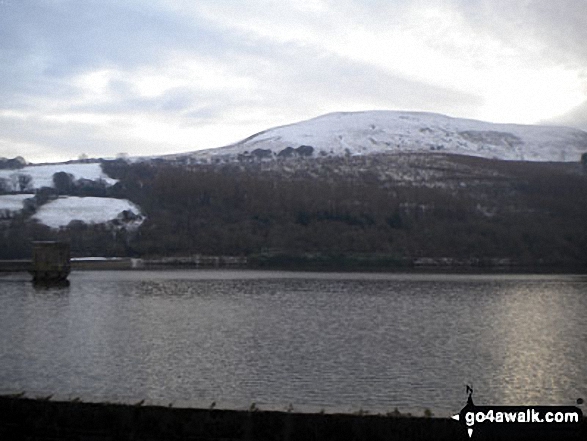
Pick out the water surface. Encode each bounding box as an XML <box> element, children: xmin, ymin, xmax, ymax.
<box><xmin>1</xmin><ymin>270</ymin><xmax>585</xmax><ymax>416</ymax></box>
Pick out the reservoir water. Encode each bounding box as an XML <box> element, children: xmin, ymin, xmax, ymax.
<box><xmin>1</xmin><ymin>270</ymin><xmax>586</xmax><ymax>416</ymax></box>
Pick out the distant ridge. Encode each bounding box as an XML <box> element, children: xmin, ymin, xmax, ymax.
<box><xmin>184</xmin><ymin>110</ymin><xmax>587</xmax><ymax>162</ymax></box>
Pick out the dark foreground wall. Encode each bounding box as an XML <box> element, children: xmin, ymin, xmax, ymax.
<box><xmin>0</xmin><ymin>396</ymin><xmax>584</xmax><ymax>441</ymax></box>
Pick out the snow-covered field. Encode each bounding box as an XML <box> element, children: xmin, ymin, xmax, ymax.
<box><xmin>0</xmin><ymin>162</ymin><xmax>117</xmax><ymax>190</ymax></box>
<box><xmin>0</xmin><ymin>194</ymin><xmax>33</xmax><ymax>210</ymax></box>
<box><xmin>188</xmin><ymin>111</ymin><xmax>587</xmax><ymax>162</ymax></box>
<box><xmin>32</xmin><ymin>197</ymin><xmax>143</xmax><ymax>229</ymax></box>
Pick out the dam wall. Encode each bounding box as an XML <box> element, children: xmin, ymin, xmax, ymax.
<box><xmin>0</xmin><ymin>396</ymin><xmax>466</xmax><ymax>441</ymax></box>
<box><xmin>1</xmin><ymin>396</ymin><xmax>585</xmax><ymax>440</ymax></box>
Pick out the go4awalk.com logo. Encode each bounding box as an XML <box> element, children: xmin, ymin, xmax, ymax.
<box><xmin>451</xmin><ymin>386</ymin><xmax>584</xmax><ymax>439</ymax></box>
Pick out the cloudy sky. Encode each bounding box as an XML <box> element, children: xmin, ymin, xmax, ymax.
<box><xmin>1</xmin><ymin>0</ymin><xmax>586</xmax><ymax>163</ymax></box>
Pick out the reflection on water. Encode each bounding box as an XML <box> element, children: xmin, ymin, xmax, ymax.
<box><xmin>0</xmin><ymin>270</ymin><xmax>586</xmax><ymax>416</ymax></box>
<box><xmin>32</xmin><ymin>279</ymin><xmax>71</xmax><ymax>290</ymax></box>
<box><xmin>489</xmin><ymin>283</ymin><xmax>584</xmax><ymax>405</ymax></box>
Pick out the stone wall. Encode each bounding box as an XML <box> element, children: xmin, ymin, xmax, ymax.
<box><xmin>2</xmin><ymin>396</ymin><xmax>584</xmax><ymax>440</ymax></box>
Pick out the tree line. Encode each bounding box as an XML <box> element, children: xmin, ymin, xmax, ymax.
<box><xmin>102</xmin><ymin>156</ymin><xmax>587</xmax><ymax>267</ymax></box>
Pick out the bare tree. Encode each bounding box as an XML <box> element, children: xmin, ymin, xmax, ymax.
<box><xmin>10</xmin><ymin>173</ymin><xmax>33</xmax><ymax>192</ymax></box>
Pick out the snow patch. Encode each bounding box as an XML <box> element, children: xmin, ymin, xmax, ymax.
<box><xmin>0</xmin><ymin>163</ymin><xmax>117</xmax><ymax>190</ymax></box>
<box><xmin>71</xmin><ymin>257</ymin><xmax>125</xmax><ymax>261</ymax></box>
<box><xmin>32</xmin><ymin>197</ymin><xmax>143</xmax><ymax>229</ymax></box>
<box><xmin>0</xmin><ymin>194</ymin><xmax>34</xmax><ymax>212</ymax></box>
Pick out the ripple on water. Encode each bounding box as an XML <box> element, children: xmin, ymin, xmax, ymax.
<box><xmin>1</xmin><ymin>271</ymin><xmax>586</xmax><ymax>416</ymax></box>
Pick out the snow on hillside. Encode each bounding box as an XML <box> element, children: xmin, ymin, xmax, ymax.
<box><xmin>0</xmin><ymin>194</ymin><xmax>32</xmax><ymax>211</ymax></box>
<box><xmin>188</xmin><ymin>111</ymin><xmax>587</xmax><ymax>162</ymax></box>
<box><xmin>0</xmin><ymin>194</ymin><xmax>33</xmax><ymax>218</ymax></box>
<box><xmin>32</xmin><ymin>197</ymin><xmax>143</xmax><ymax>229</ymax></box>
<box><xmin>0</xmin><ymin>162</ymin><xmax>117</xmax><ymax>191</ymax></box>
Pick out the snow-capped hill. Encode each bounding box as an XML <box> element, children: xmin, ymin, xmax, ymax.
<box><xmin>190</xmin><ymin>111</ymin><xmax>587</xmax><ymax>162</ymax></box>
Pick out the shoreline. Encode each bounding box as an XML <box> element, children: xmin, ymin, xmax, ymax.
<box><xmin>68</xmin><ymin>255</ymin><xmax>587</xmax><ymax>274</ymax></box>
<box><xmin>2</xmin><ymin>252</ymin><xmax>586</xmax><ymax>274</ymax></box>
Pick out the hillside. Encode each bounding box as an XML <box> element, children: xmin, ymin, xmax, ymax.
<box><xmin>0</xmin><ymin>160</ymin><xmax>143</xmax><ymax>257</ymax></box>
<box><xmin>178</xmin><ymin>111</ymin><xmax>587</xmax><ymax>163</ymax></box>
<box><xmin>94</xmin><ymin>154</ymin><xmax>586</xmax><ymax>270</ymax></box>
<box><xmin>1</xmin><ymin>111</ymin><xmax>587</xmax><ymax>269</ymax></box>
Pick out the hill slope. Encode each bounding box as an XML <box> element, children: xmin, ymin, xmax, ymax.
<box><xmin>184</xmin><ymin>111</ymin><xmax>587</xmax><ymax>162</ymax></box>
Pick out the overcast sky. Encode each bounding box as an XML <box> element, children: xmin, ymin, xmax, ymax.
<box><xmin>1</xmin><ymin>0</ymin><xmax>586</xmax><ymax>163</ymax></box>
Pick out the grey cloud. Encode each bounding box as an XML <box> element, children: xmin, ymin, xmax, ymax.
<box><xmin>1</xmin><ymin>1</ymin><xmax>214</xmax><ymax>67</ymax></box>
<box><xmin>543</xmin><ymin>100</ymin><xmax>587</xmax><ymax>131</ymax></box>
<box><xmin>0</xmin><ymin>112</ymin><xmax>180</xmax><ymax>162</ymax></box>
<box><xmin>2</xmin><ymin>0</ymin><xmax>584</xmax><ymax>162</ymax></box>
<box><xmin>0</xmin><ymin>114</ymin><xmax>113</xmax><ymax>162</ymax></box>
<box><xmin>0</xmin><ymin>0</ymin><xmax>485</xmax><ymax>162</ymax></box>
<box><xmin>453</xmin><ymin>0</ymin><xmax>587</xmax><ymax>67</ymax></box>
<box><xmin>75</xmin><ymin>87</ymin><xmax>218</xmax><ymax>117</ymax></box>
<box><xmin>229</xmin><ymin>41</ymin><xmax>482</xmax><ymax>118</ymax></box>
<box><xmin>0</xmin><ymin>0</ymin><xmax>240</xmax><ymax>100</ymax></box>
